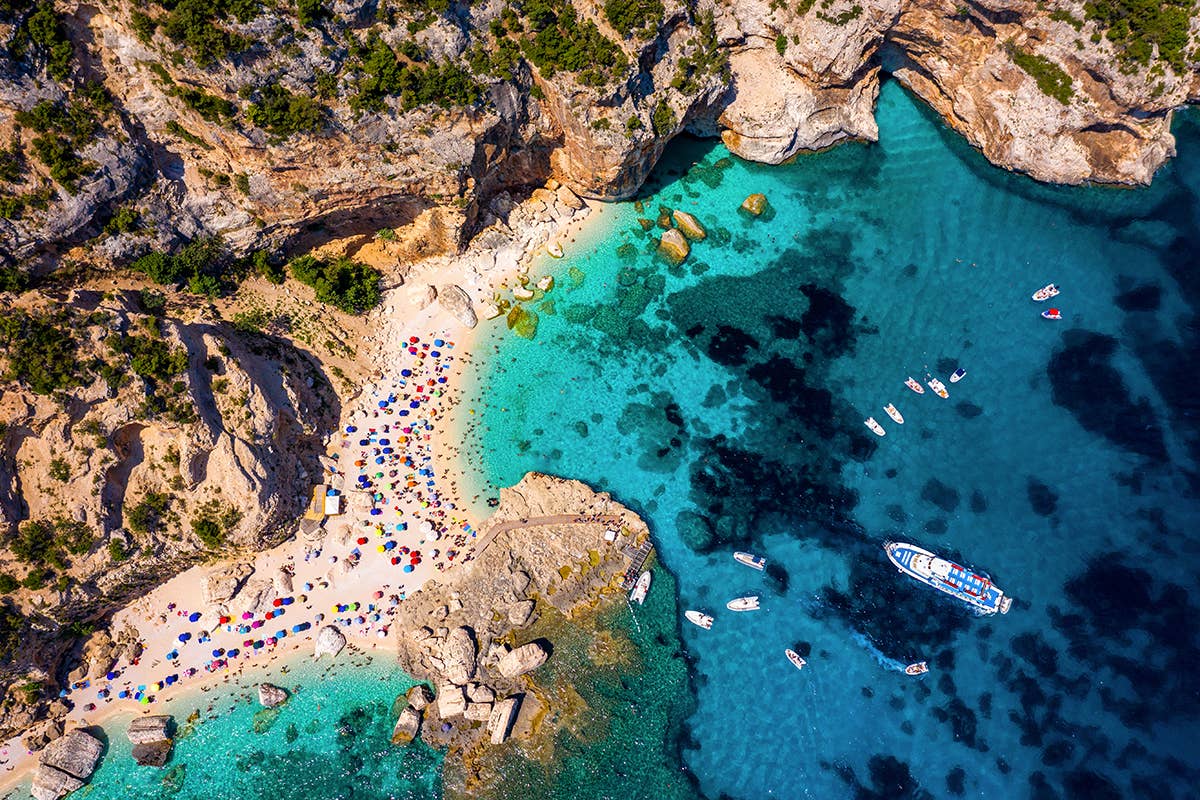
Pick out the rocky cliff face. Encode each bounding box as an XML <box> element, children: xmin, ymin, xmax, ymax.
<box><xmin>1</xmin><ymin>0</ymin><xmax>1194</xmax><ymax>272</ymax></box>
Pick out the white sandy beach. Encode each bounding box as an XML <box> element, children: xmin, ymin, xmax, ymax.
<box><xmin>0</xmin><ymin>191</ymin><xmax>605</xmax><ymax>794</ymax></box>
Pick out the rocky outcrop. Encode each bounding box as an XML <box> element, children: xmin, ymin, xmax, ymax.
<box><xmin>258</xmin><ymin>683</ymin><xmax>289</xmax><ymax>708</ymax></box>
<box><xmin>203</xmin><ymin>563</ymin><xmax>255</xmax><ymax>606</ymax></box>
<box><xmin>127</xmin><ymin>715</ymin><xmax>173</xmax><ymax>768</ymax></box>
<box><xmin>488</xmin><ymin>697</ymin><xmax>521</xmax><ymax>745</ymax></box>
<box><xmin>407</xmin><ymin>684</ymin><xmax>434</xmax><ymax>711</ymax></box>
<box><xmin>497</xmin><ymin>642</ymin><xmax>549</xmax><ymax>679</ymax></box>
<box><xmin>441</xmin><ymin>627</ymin><xmax>477</xmax><ymax>686</ymax></box>
<box><xmin>391</xmin><ymin>707</ymin><xmax>422</xmax><ymax>746</ymax></box>
<box><xmin>31</xmin><ymin>729</ymin><xmax>103</xmax><ymax>800</ymax></box>
<box><xmin>671</xmin><ymin>211</ymin><xmax>707</xmax><ymax>241</ymax></box>
<box><xmin>437</xmin><ymin>285</ymin><xmax>478</xmax><ymax>330</ymax></box>
<box><xmin>741</xmin><ymin>194</ymin><xmax>768</xmax><ymax>216</ymax></box>
<box><xmin>436</xmin><ymin>684</ymin><xmax>468</xmax><ymax>718</ymax></box>
<box><xmin>657</xmin><ymin>229</ymin><xmax>691</xmax><ymax>264</ymax></box>
<box><xmin>314</xmin><ymin>625</ymin><xmax>347</xmax><ymax>659</ymax></box>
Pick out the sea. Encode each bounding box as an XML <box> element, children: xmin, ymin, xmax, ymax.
<box><xmin>21</xmin><ymin>79</ymin><xmax>1199</xmax><ymax>799</ymax></box>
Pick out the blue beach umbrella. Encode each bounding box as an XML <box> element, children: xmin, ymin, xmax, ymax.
<box><xmin>106</xmin><ymin>671</ymin><xmax>118</xmax><ymax>680</ymax></box>
<box><xmin>188</xmin><ymin>612</ymin><xmax>201</xmax><ymax>622</ymax></box>
<box><xmin>177</xmin><ymin>632</ymin><xmax>191</xmax><ymax>642</ymax></box>
<box><xmin>212</xmin><ymin>649</ymin><xmax>224</xmax><ymax>658</ymax></box>
<box><xmin>228</xmin><ymin>648</ymin><xmax>240</xmax><ymax>658</ymax></box>
<box><xmin>403</xmin><ymin>564</ymin><xmax>414</xmax><ymax>573</ymax></box>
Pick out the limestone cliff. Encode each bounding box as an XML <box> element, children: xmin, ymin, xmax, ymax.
<box><xmin>1</xmin><ymin>0</ymin><xmax>1194</xmax><ymax>272</ymax></box>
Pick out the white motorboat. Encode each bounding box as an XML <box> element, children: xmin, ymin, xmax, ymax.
<box><xmin>1041</xmin><ymin>308</ymin><xmax>1062</xmax><ymax>320</ymax></box>
<box><xmin>734</xmin><ymin>551</ymin><xmax>766</xmax><ymax>571</ymax></box>
<box><xmin>685</xmin><ymin>610</ymin><xmax>714</xmax><ymax>630</ymax></box>
<box><xmin>905</xmin><ymin>377</ymin><xmax>925</xmax><ymax>394</ymax></box>
<box><xmin>865</xmin><ymin>417</ymin><xmax>886</xmax><ymax>437</ymax></box>
<box><xmin>949</xmin><ymin>368</ymin><xmax>966</xmax><ymax>383</ymax></box>
<box><xmin>1032</xmin><ymin>284</ymin><xmax>1060</xmax><ymax>301</ymax></box>
<box><xmin>884</xmin><ymin>404</ymin><xmax>904</xmax><ymax>424</ymax></box>
<box><xmin>926</xmin><ymin>376</ymin><xmax>949</xmax><ymax>399</ymax></box>
<box><xmin>786</xmin><ymin>649</ymin><xmax>807</xmax><ymax>671</ymax></box>
<box><xmin>629</xmin><ymin>570</ymin><xmax>651</xmax><ymax>605</ymax></box>
<box><xmin>726</xmin><ymin>596</ymin><xmax>760</xmax><ymax>612</ymax></box>
<box><xmin>905</xmin><ymin>661</ymin><xmax>929</xmax><ymax>676</ymax></box>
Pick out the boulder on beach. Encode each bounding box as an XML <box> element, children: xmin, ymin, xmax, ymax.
<box><xmin>556</xmin><ymin>184</ymin><xmax>584</xmax><ymax>211</ymax></box>
<box><xmin>391</xmin><ymin>707</ymin><xmax>422</xmax><ymax>745</ymax></box>
<box><xmin>32</xmin><ymin>729</ymin><xmax>103</xmax><ymax>800</ymax></box>
<box><xmin>258</xmin><ymin>683</ymin><xmax>289</xmax><ymax>708</ymax></box>
<box><xmin>438</xmin><ymin>284</ymin><xmax>477</xmax><ymax>329</ymax></box>
<box><xmin>658</xmin><ymin>228</ymin><xmax>690</xmax><ymax>264</ymax></box>
<box><xmin>741</xmin><ymin>193</ymin><xmax>768</xmax><ymax>216</ymax></box>
<box><xmin>672</xmin><ymin>210</ymin><xmax>707</xmax><ymax>241</ymax></box>
<box><xmin>497</xmin><ymin>642</ymin><xmax>549</xmax><ymax>678</ymax></box>
<box><xmin>407</xmin><ymin>684</ymin><xmax>434</xmax><ymax>711</ymax></box>
<box><xmin>441</xmin><ymin>627</ymin><xmax>477</xmax><ymax>686</ymax></box>
<box><xmin>314</xmin><ymin>625</ymin><xmax>347</xmax><ymax>659</ymax></box>
<box><xmin>436</xmin><ymin>683</ymin><xmax>467</xmax><ymax>718</ymax></box>
<box><xmin>203</xmin><ymin>562</ymin><xmax>254</xmax><ymax>605</ymax></box>
<box><xmin>126</xmin><ymin>716</ymin><xmax>171</xmax><ymax>745</ymax></box>
<box><xmin>488</xmin><ymin>697</ymin><xmax>521</xmax><ymax>745</ymax></box>
<box><xmin>507</xmin><ymin>599</ymin><xmax>535</xmax><ymax>626</ymax></box>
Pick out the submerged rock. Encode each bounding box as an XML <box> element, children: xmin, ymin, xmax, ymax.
<box><xmin>658</xmin><ymin>228</ymin><xmax>690</xmax><ymax>264</ymax></box>
<box><xmin>32</xmin><ymin>729</ymin><xmax>103</xmax><ymax>800</ymax></box>
<box><xmin>258</xmin><ymin>683</ymin><xmax>289</xmax><ymax>708</ymax></box>
<box><xmin>741</xmin><ymin>193</ymin><xmax>768</xmax><ymax>216</ymax></box>
<box><xmin>130</xmin><ymin>740</ymin><xmax>173</xmax><ymax>768</ymax></box>
<box><xmin>498</xmin><ymin>642</ymin><xmax>549</xmax><ymax>678</ymax></box>
<box><xmin>314</xmin><ymin>625</ymin><xmax>347</xmax><ymax>659</ymax></box>
<box><xmin>672</xmin><ymin>210</ymin><xmax>707</xmax><ymax>241</ymax></box>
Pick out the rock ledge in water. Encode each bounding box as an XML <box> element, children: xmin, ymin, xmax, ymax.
<box><xmin>32</xmin><ymin>729</ymin><xmax>103</xmax><ymax>800</ymax></box>
<box><xmin>314</xmin><ymin>625</ymin><xmax>347</xmax><ymax>658</ymax></box>
<box><xmin>497</xmin><ymin>642</ymin><xmax>549</xmax><ymax>678</ymax></box>
<box><xmin>258</xmin><ymin>683</ymin><xmax>289</xmax><ymax>708</ymax></box>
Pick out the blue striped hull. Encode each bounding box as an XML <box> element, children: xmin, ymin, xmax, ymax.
<box><xmin>885</xmin><ymin>542</ymin><xmax>1012</xmax><ymax>615</ymax></box>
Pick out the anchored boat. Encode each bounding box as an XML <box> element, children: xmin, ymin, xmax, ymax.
<box><xmin>884</xmin><ymin>541</ymin><xmax>1013</xmax><ymax>615</ymax></box>
<box><xmin>734</xmin><ymin>551</ymin><xmax>766</xmax><ymax>571</ymax></box>
<box><xmin>884</xmin><ymin>404</ymin><xmax>904</xmax><ymax>424</ymax></box>
<box><xmin>685</xmin><ymin>610</ymin><xmax>713</xmax><ymax>630</ymax></box>
<box><xmin>1042</xmin><ymin>308</ymin><xmax>1062</xmax><ymax>320</ymax></box>
<box><xmin>629</xmin><ymin>570</ymin><xmax>651</xmax><ymax>605</ymax></box>
<box><xmin>786</xmin><ymin>649</ymin><xmax>807</xmax><ymax>671</ymax></box>
<box><xmin>949</xmin><ymin>368</ymin><xmax>966</xmax><ymax>384</ymax></box>
<box><xmin>865</xmin><ymin>417</ymin><xmax>886</xmax><ymax>436</ymax></box>
<box><xmin>905</xmin><ymin>661</ymin><xmax>929</xmax><ymax>676</ymax></box>
<box><xmin>726</xmin><ymin>596</ymin><xmax>760</xmax><ymax>612</ymax></box>
<box><xmin>926</xmin><ymin>376</ymin><xmax>949</xmax><ymax>399</ymax></box>
<box><xmin>905</xmin><ymin>377</ymin><xmax>925</xmax><ymax>394</ymax></box>
<box><xmin>1032</xmin><ymin>284</ymin><xmax>1060</xmax><ymax>301</ymax></box>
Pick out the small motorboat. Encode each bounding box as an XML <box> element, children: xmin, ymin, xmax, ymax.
<box><xmin>685</xmin><ymin>610</ymin><xmax>714</xmax><ymax>630</ymax></box>
<box><xmin>726</xmin><ymin>596</ymin><xmax>760</xmax><ymax>612</ymax></box>
<box><xmin>1032</xmin><ymin>284</ymin><xmax>1060</xmax><ymax>301</ymax></box>
<box><xmin>905</xmin><ymin>661</ymin><xmax>929</xmax><ymax>676</ymax></box>
<box><xmin>884</xmin><ymin>404</ymin><xmax>904</xmax><ymax>424</ymax></box>
<box><xmin>786</xmin><ymin>649</ymin><xmax>807</xmax><ymax>671</ymax></box>
<box><xmin>629</xmin><ymin>570</ymin><xmax>651</xmax><ymax>605</ymax></box>
<box><xmin>949</xmin><ymin>368</ymin><xmax>966</xmax><ymax>383</ymax></box>
<box><xmin>734</xmin><ymin>552</ymin><xmax>766</xmax><ymax>571</ymax></box>
<box><xmin>905</xmin><ymin>377</ymin><xmax>925</xmax><ymax>394</ymax></box>
<box><xmin>864</xmin><ymin>417</ymin><xmax>886</xmax><ymax>437</ymax></box>
<box><xmin>926</xmin><ymin>376</ymin><xmax>949</xmax><ymax>399</ymax></box>
<box><xmin>1042</xmin><ymin>308</ymin><xmax>1062</xmax><ymax>320</ymax></box>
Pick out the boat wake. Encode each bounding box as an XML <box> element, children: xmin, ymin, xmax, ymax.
<box><xmin>848</xmin><ymin>630</ymin><xmax>908</xmax><ymax>673</ymax></box>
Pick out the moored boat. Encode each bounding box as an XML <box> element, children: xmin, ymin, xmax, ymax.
<box><xmin>865</xmin><ymin>417</ymin><xmax>886</xmax><ymax>436</ymax></box>
<box><xmin>726</xmin><ymin>596</ymin><xmax>760</xmax><ymax>612</ymax></box>
<box><xmin>949</xmin><ymin>368</ymin><xmax>966</xmax><ymax>383</ymax></box>
<box><xmin>905</xmin><ymin>661</ymin><xmax>929</xmax><ymax>676</ymax></box>
<box><xmin>884</xmin><ymin>541</ymin><xmax>1013</xmax><ymax>615</ymax></box>
<box><xmin>926</xmin><ymin>376</ymin><xmax>949</xmax><ymax>399</ymax></box>
<box><xmin>629</xmin><ymin>570</ymin><xmax>651</xmax><ymax>605</ymax></box>
<box><xmin>685</xmin><ymin>610</ymin><xmax>713</xmax><ymax>630</ymax></box>
<box><xmin>905</xmin><ymin>377</ymin><xmax>925</xmax><ymax>394</ymax></box>
<box><xmin>884</xmin><ymin>404</ymin><xmax>904</xmax><ymax>424</ymax></box>
<box><xmin>1041</xmin><ymin>308</ymin><xmax>1062</xmax><ymax>320</ymax></box>
<box><xmin>1032</xmin><ymin>284</ymin><xmax>1060</xmax><ymax>301</ymax></box>
<box><xmin>786</xmin><ymin>649</ymin><xmax>807</xmax><ymax>671</ymax></box>
<box><xmin>734</xmin><ymin>551</ymin><xmax>766</xmax><ymax>571</ymax></box>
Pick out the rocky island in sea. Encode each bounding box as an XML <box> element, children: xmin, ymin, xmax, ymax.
<box><xmin>1</xmin><ymin>0</ymin><xmax>1198</xmax><ymax>798</ymax></box>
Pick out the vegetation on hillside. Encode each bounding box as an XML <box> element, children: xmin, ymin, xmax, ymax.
<box><xmin>603</xmin><ymin>0</ymin><xmax>664</xmax><ymax>38</ymax></box>
<box><xmin>131</xmin><ymin>236</ymin><xmax>232</xmax><ymax>296</ymax></box>
<box><xmin>14</xmin><ymin>99</ymin><xmax>100</xmax><ymax>193</ymax></box>
<box><xmin>244</xmin><ymin>81</ymin><xmax>326</xmax><ymax>137</ymax></box>
<box><xmin>0</xmin><ymin>311</ymin><xmax>86</xmax><ymax>395</ymax></box>
<box><xmin>12</xmin><ymin>5</ymin><xmax>74</xmax><ymax>81</ymax></box>
<box><xmin>1083</xmin><ymin>0</ymin><xmax>1196</xmax><ymax>72</ymax></box>
<box><xmin>1005</xmin><ymin>42</ymin><xmax>1075</xmax><ymax>104</ymax></box>
<box><xmin>669</xmin><ymin>11</ymin><xmax>729</xmax><ymax>94</ymax></box>
<box><xmin>518</xmin><ymin>0</ymin><xmax>628</xmax><ymax>86</ymax></box>
<box><xmin>350</xmin><ymin>34</ymin><xmax>484</xmax><ymax>113</ymax></box>
<box><xmin>156</xmin><ymin>0</ymin><xmax>262</xmax><ymax>65</ymax></box>
<box><xmin>288</xmin><ymin>254</ymin><xmax>382</xmax><ymax>313</ymax></box>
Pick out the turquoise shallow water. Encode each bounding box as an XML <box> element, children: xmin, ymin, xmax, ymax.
<box><xmin>460</xmin><ymin>80</ymin><xmax>1200</xmax><ymax>799</ymax></box>
<box><xmin>8</xmin><ymin>655</ymin><xmax>442</xmax><ymax>800</ymax></box>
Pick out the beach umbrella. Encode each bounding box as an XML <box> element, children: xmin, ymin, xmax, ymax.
<box><xmin>212</xmin><ymin>649</ymin><xmax>224</xmax><ymax>658</ymax></box>
<box><xmin>272</xmin><ymin>598</ymin><xmax>283</xmax><ymax>607</ymax></box>
<box><xmin>140</xmin><ymin>696</ymin><xmax>151</xmax><ymax>704</ymax></box>
<box><xmin>219</xmin><ymin>616</ymin><xmax>231</xmax><ymax>625</ymax></box>
<box><xmin>242</xmin><ymin>612</ymin><xmax>254</xmax><ymax>620</ymax></box>
<box><xmin>373</xmin><ymin>590</ymin><xmax>384</xmax><ymax>599</ymax></box>
<box><xmin>177</xmin><ymin>632</ymin><xmax>191</xmax><ymax>642</ymax></box>
<box><xmin>355</xmin><ymin>616</ymin><xmax>365</xmax><ymax>625</ymax></box>
<box><xmin>275</xmin><ymin>630</ymin><xmax>286</xmax><ymax>639</ymax></box>
<box><xmin>252</xmin><ymin>620</ymin><xmax>264</xmax><ymax>629</ymax></box>
<box><xmin>357</xmin><ymin>537</ymin><xmax>369</xmax><ymax>545</ymax></box>
<box><xmin>403</xmin><ymin>564</ymin><xmax>414</xmax><ymax>573</ymax></box>
<box><xmin>165</xmin><ymin>675</ymin><xmax>178</xmax><ymax>686</ymax></box>
<box><xmin>133</xmin><ymin>691</ymin><xmax>142</xmax><ymax>700</ymax></box>
<box><xmin>265</xmin><ymin>611</ymin><xmax>275</xmax><ymax>620</ymax></box>
<box><xmin>106</xmin><ymin>671</ymin><xmax>118</xmax><ymax>680</ymax></box>
<box><xmin>298</xmin><ymin>594</ymin><xmax>307</xmax><ymax>603</ymax></box>
<box><xmin>166</xmin><ymin>649</ymin><xmax>179</xmax><ymax>660</ymax></box>
<box><xmin>266</xmin><ymin>637</ymin><xmax>277</xmax><ymax>646</ymax></box>
<box><xmin>315</xmin><ymin>613</ymin><xmax>324</xmax><ymax>623</ymax></box>
<box><xmin>253</xmin><ymin>640</ymin><xmax>263</xmax><ymax>649</ymax></box>
<box><xmin>188</xmin><ymin>612</ymin><xmax>202</xmax><ymax>622</ymax></box>
<box><xmin>227</xmin><ymin>649</ymin><xmax>239</xmax><ymax>658</ymax></box>
<box><xmin>303</xmin><ymin>582</ymin><xmax>313</xmax><ymax>591</ymax></box>
<box><xmin>97</xmin><ymin>688</ymin><xmax>109</xmax><ymax>698</ymax></box>
<box><xmin>118</xmin><ymin>690</ymin><xmax>129</xmax><ymax>699</ymax></box>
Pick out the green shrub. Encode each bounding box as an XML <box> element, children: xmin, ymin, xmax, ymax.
<box><xmin>1005</xmin><ymin>42</ymin><xmax>1074</xmax><ymax>104</ymax></box>
<box><xmin>15</xmin><ymin>100</ymin><xmax>100</xmax><ymax>192</ymax></box>
<box><xmin>48</xmin><ymin>458</ymin><xmax>70</xmax><ymax>482</ymax></box>
<box><xmin>0</xmin><ymin>137</ymin><xmax>24</xmax><ymax>184</ymax></box>
<box><xmin>351</xmin><ymin>35</ymin><xmax>483</xmax><ymax>112</ymax></box>
<box><xmin>289</xmin><ymin>254</ymin><xmax>382</xmax><ymax>313</ymax></box>
<box><xmin>104</xmin><ymin>205</ymin><xmax>141</xmax><ymax>235</ymax></box>
<box><xmin>126</xmin><ymin>491</ymin><xmax>171</xmax><ymax>534</ymax></box>
<box><xmin>191</xmin><ymin>502</ymin><xmax>240</xmax><ymax>548</ymax></box>
<box><xmin>0</xmin><ymin>311</ymin><xmax>85</xmax><ymax>395</ymax></box>
<box><xmin>107</xmin><ymin>539</ymin><xmax>128</xmax><ymax>562</ymax></box>
<box><xmin>668</xmin><ymin>10</ymin><xmax>728</xmax><ymax>94</ymax></box>
<box><xmin>0</xmin><ymin>603</ymin><xmax>22</xmax><ymax>660</ymax></box>
<box><xmin>297</xmin><ymin>0</ymin><xmax>325</xmax><ymax>25</ymax></box>
<box><xmin>650</xmin><ymin>97</ymin><xmax>675</xmax><ymax>136</ymax></box>
<box><xmin>110</xmin><ymin>333</ymin><xmax>188</xmax><ymax>383</ymax></box>
<box><xmin>132</xmin><ymin>236</ymin><xmax>233</xmax><ymax>294</ymax></box>
<box><xmin>0</xmin><ymin>266</ymin><xmax>28</xmax><ymax>293</ymax></box>
<box><xmin>20</xmin><ymin>571</ymin><xmax>47</xmax><ymax>591</ymax></box>
<box><xmin>0</xmin><ymin>574</ymin><xmax>18</xmax><ymax>593</ymax></box>
<box><xmin>165</xmin><ymin>119</ymin><xmax>212</xmax><ymax>149</ymax></box>
<box><xmin>602</xmin><ymin>0</ymin><xmax>663</xmax><ymax>37</ymax></box>
<box><xmin>13</xmin><ymin>5</ymin><xmax>74</xmax><ymax>81</ymax></box>
<box><xmin>9</xmin><ymin>517</ymin><xmax>92</xmax><ymax>566</ymax></box>
<box><xmin>159</xmin><ymin>0</ymin><xmax>258</xmax><ymax>65</ymax></box>
<box><xmin>29</xmin><ymin>135</ymin><xmax>94</xmax><ymax>193</ymax></box>
<box><xmin>246</xmin><ymin>82</ymin><xmax>326</xmax><ymax>138</ymax></box>
<box><xmin>130</xmin><ymin>9</ymin><xmax>158</xmax><ymax>42</ymax></box>
<box><xmin>521</xmin><ymin>0</ymin><xmax>628</xmax><ymax>87</ymax></box>
<box><xmin>1083</xmin><ymin>0</ymin><xmax>1194</xmax><ymax>72</ymax></box>
<box><xmin>176</xmin><ymin>87</ymin><xmax>237</xmax><ymax>123</ymax></box>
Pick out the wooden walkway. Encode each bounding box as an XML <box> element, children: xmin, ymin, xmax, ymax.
<box><xmin>620</xmin><ymin>539</ymin><xmax>654</xmax><ymax>590</ymax></box>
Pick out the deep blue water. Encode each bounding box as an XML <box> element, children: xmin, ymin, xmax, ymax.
<box><xmin>459</xmin><ymin>81</ymin><xmax>1200</xmax><ymax>799</ymax></box>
